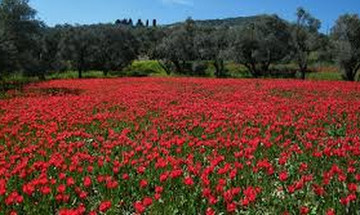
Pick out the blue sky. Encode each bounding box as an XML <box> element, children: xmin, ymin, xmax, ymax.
<box><xmin>30</xmin><ymin>0</ymin><xmax>360</xmax><ymax>32</ymax></box>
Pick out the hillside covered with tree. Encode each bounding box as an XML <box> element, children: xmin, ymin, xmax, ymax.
<box><xmin>1</xmin><ymin>0</ymin><xmax>360</xmax><ymax>83</ymax></box>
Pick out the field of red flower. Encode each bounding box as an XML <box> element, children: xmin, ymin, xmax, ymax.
<box><xmin>0</xmin><ymin>78</ymin><xmax>360</xmax><ymax>215</ymax></box>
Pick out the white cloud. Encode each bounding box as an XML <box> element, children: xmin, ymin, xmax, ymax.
<box><xmin>162</xmin><ymin>0</ymin><xmax>194</xmax><ymax>7</ymax></box>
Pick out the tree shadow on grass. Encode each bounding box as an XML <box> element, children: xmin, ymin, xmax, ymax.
<box><xmin>27</xmin><ymin>87</ymin><xmax>84</xmax><ymax>96</ymax></box>
<box><xmin>1</xmin><ymin>87</ymin><xmax>84</xmax><ymax>99</ymax></box>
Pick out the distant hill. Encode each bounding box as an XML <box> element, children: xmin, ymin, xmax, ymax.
<box><xmin>167</xmin><ymin>14</ymin><xmax>287</xmax><ymax>28</ymax></box>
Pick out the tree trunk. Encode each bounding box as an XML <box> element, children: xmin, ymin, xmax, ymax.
<box><xmin>103</xmin><ymin>70</ymin><xmax>108</xmax><ymax>76</ymax></box>
<box><xmin>345</xmin><ymin>67</ymin><xmax>355</xmax><ymax>81</ymax></box>
<box><xmin>353</xmin><ymin>63</ymin><xmax>360</xmax><ymax>81</ymax></box>
<box><xmin>347</xmin><ymin>75</ymin><xmax>355</xmax><ymax>81</ymax></box>
<box><xmin>250</xmin><ymin>63</ymin><xmax>260</xmax><ymax>78</ymax></box>
<box><xmin>262</xmin><ymin>50</ymin><xmax>271</xmax><ymax>74</ymax></box>
<box><xmin>261</xmin><ymin>64</ymin><xmax>269</xmax><ymax>75</ymax></box>
<box><xmin>261</xmin><ymin>61</ymin><xmax>270</xmax><ymax>74</ymax></box>
<box><xmin>173</xmin><ymin>60</ymin><xmax>182</xmax><ymax>74</ymax></box>
<box><xmin>78</xmin><ymin>68</ymin><xmax>83</xmax><ymax>79</ymax></box>
<box><xmin>244</xmin><ymin>63</ymin><xmax>258</xmax><ymax>78</ymax></box>
<box><xmin>214</xmin><ymin>61</ymin><xmax>220</xmax><ymax>78</ymax></box>
<box><xmin>300</xmin><ymin>69</ymin><xmax>306</xmax><ymax>80</ymax></box>
<box><xmin>38</xmin><ymin>73</ymin><xmax>46</xmax><ymax>81</ymax></box>
<box><xmin>214</xmin><ymin>60</ymin><xmax>225</xmax><ymax>78</ymax></box>
<box><xmin>220</xmin><ymin>60</ymin><xmax>225</xmax><ymax>75</ymax></box>
<box><xmin>0</xmin><ymin>80</ymin><xmax>4</xmax><ymax>93</ymax></box>
<box><xmin>299</xmin><ymin>64</ymin><xmax>307</xmax><ymax>80</ymax></box>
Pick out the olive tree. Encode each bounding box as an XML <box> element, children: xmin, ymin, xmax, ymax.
<box><xmin>0</xmin><ymin>0</ymin><xmax>43</xmax><ymax>78</ymax></box>
<box><xmin>59</xmin><ymin>26</ymin><xmax>98</xmax><ymax>78</ymax></box>
<box><xmin>0</xmin><ymin>27</ymin><xmax>17</xmax><ymax>78</ymax></box>
<box><xmin>229</xmin><ymin>15</ymin><xmax>291</xmax><ymax>78</ymax></box>
<box><xmin>156</xmin><ymin>18</ymin><xmax>198</xmax><ymax>74</ymax></box>
<box><xmin>291</xmin><ymin>7</ymin><xmax>321</xmax><ymax>79</ymax></box>
<box><xmin>93</xmin><ymin>25</ymin><xmax>139</xmax><ymax>76</ymax></box>
<box><xmin>331</xmin><ymin>14</ymin><xmax>360</xmax><ymax>81</ymax></box>
<box><xmin>135</xmin><ymin>26</ymin><xmax>165</xmax><ymax>59</ymax></box>
<box><xmin>195</xmin><ymin>27</ymin><xmax>229</xmax><ymax>77</ymax></box>
<box><xmin>21</xmin><ymin>26</ymin><xmax>66</xmax><ymax>80</ymax></box>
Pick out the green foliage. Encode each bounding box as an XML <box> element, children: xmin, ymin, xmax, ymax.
<box><xmin>0</xmin><ymin>31</ymin><xmax>18</xmax><ymax>76</ymax></box>
<box><xmin>156</xmin><ymin>18</ymin><xmax>198</xmax><ymax>74</ymax></box>
<box><xmin>92</xmin><ymin>24</ymin><xmax>139</xmax><ymax>76</ymax></box>
<box><xmin>307</xmin><ymin>71</ymin><xmax>342</xmax><ymax>81</ymax></box>
<box><xmin>47</xmin><ymin>71</ymin><xmax>108</xmax><ymax>80</ymax></box>
<box><xmin>123</xmin><ymin>60</ymin><xmax>168</xmax><ymax>77</ymax></box>
<box><xmin>223</xmin><ymin>62</ymin><xmax>250</xmax><ymax>78</ymax></box>
<box><xmin>168</xmin><ymin>15</ymin><xmax>279</xmax><ymax>28</ymax></box>
<box><xmin>290</xmin><ymin>7</ymin><xmax>322</xmax><ymax>79</ymax></box>
<box><xmin>195</xmin><ymin>27</ymin><xmax>229</xmax><ymax>77</ymax></box>
<box><xmin>0</xmin><ymin>0</ymin><xmax>43</xmax><ymax>78</ymax></box>
<box><xmin>228</xmin><ymin>15</ymin><xmax>292</xmax><ymax>78</ymax></box>
<box><xmin>0</xmin><ymin>2</ymin><xmax>355</xmax><ymax>83</ymax></box>
<box><xmin>190</xmin><ymin>62</ymin><xmax>209</xmax><ymax>77</ymax></box>
<box><xmin>331</xmin><ymin>14</ymin><xmax>360</xmax><ymax>81</ymax></box>
<box><xmin>0</xmin><ymin>73</ymin><xmax>38</xmax><ymax>98</ymax></box>
<box><xmin>59</xmin><ymin>26</ymin><xmax>99</xmax><ymax>78</ymax></box>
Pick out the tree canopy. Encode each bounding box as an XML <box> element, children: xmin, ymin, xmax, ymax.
<box><xmin>1</xmin><ymin>2</ymin><xmax>359</xmax><ymax>81</ymax></box>
<box><xmin>331</xmin><ymin>14</ymin><xmax>360</xmax><ymax>81</ymax></box>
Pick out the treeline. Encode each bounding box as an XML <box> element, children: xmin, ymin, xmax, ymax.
<box><xmin>1</xmin><ymin>0</ymin><xmax>360</xmax><ymax>81</ymax></box>
<box><xmin>115</xmin><ymin>18</ymin><xmax>157</xmax><ymax>27</ymax></box>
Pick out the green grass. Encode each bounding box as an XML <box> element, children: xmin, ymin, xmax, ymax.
<box><xmin>224</xmin><ymin>62</ymin><xmax>250</xmax><ymax>78</ymax></box>
<box><xmin>307</xmin><ymin>71</ymin><xmax>342</xmax><ymax>81</ymax></box>
<box><xmin>0</xmin><ymin>74</ymin><xmax>39</xmax><ymax>98</ymax></box>
<box><xmin>1</xmin><ymin>73</ymin><xmax>39</xmax><ymax>83</ymax></box>
<box><xmin>0</xmin><ymin>61</ymin><xmax>349</xmax><ymax>100</ymax></box>
<box><xmin>47</xmin><ymin>71</ymin><xmax>111</xmax><ymax>80</ymax></box>
<box><xmin>123</xmin><ymin>60</ymin><xmax>168</xmax><ymax>77</ymax></box>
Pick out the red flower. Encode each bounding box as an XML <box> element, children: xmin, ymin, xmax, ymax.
<box><xmin>154</xmin><ymin>193</ymin><xmax>161</xmax><ymax>200</ymax></box>
<box><xmin>155</xmin><ymin>186</ymin><xmax>163</xmax><ymax>193</ymax></box>
<box><xmin>300</xmin><ymin>206</ymin><xmax>309</xmax><ymax>215</ymax></box>
<box><xmin>142</xmin><ymin>197</ymin><xmax>153</xmax><ymax>207</ymax></box>
<box><xmin>206</xmin><ymin>207</ymin><xmax>215</xmax><ymax>215</ymax></box>
<box><xmin>106</xmin><ymin>180</ymin><xmax>118</xmax><ymax>189</ymax></box>
<box><xmin>279</xmin><ymin>171</ymin><xmax>288</xmax><ymax>182</ymax></box>
<box><xmin>134</xmin><ymin>201</ymin><xmax>145</xmax><ymax>214</ymax></box>
<box><xmin>226</xmin><ymin>202</ymin><xmax>236</xmax><ymax>213</ymax></box>
<box><xmin>243</xmin><ymin>186</ymin><xmax>258</xmax><ymax>202</ymax></box>
<box><xmin>313</xmin><ymin>184</ymin><xmax>325</xmax><ymax>196</ymax></box>
<box><xmin>66</xmin><ymin>177</ymin><xmax>75</xmax><ymax>187</ymax></box>
<box><xmin>326</xmin><ymin>208</ymin><xmax>335</xmax><ymax>215</ymax></box>
<box><xmin>347</xmin><ymin>183</ymin><xmax>358</xmax><ymax>193</ymax></box>
<box><xmin>340</xmin><ymin>193</ymin><xmax>356</xmax><ymax>205</ymax></box>
<box><xmin>79</xmin><ymin>191</ymin><xmax>87</xmax><ymax>199</ymax></box>
<box><xmin>0</xmin><ymin>179</ymin><xmax>6</xmax><ymax>196</ymax></box>
<box><xmin>122</xmin><ymin>173</ymin><xmax>130</xmax><ymax>180</ymax></box>
<box><xmin>59</xmin><ymin>173</ymin><xmax>66</xmax><ymax>180</ymax></box>
<box><xmin>83</xmin><ymin>176</ymin><xmax>92</xmax><ymax>188</ymax></box>
<box><xmin>57</xmin><ymin>184</ymin><xmax>66</xmax><ymax>193</ymax></box>
<box><xmin>5</xmin><ymin>192</ymin><xmax>23</xmax><ymax>205</ymax></box>
<box><xmin>183</xmin><ymin>176</ymin><xmax>194</xmax><ymax>186</ymax></box>
<box><xmin>241</xmin><ymin>198</ymin><xmax>249</xmax><ymax>207</ymax></box>
<box><xmin>159</xmin><ymin>172</ymin><xmax>168</xmax><ymax>182</ymax></box>
<box><xmin>99</xmin><ymin>201</ymin><xmax>112</xmax><ymax>212</ymax></box>
<box><xmin>22</xmin><ymin>184</ymin><xmax>35</xmax><ymax>196</ymax></box>
<box><xmin>139</xmin><ymin>179</ymin><xmax>148</xmax><ymax>188</ymax></box>
<box><xmin>2</xmin><ymin>77</ymin><xmax>360</xmax><ymax>214</ymax></box>
<box><xmin>40</xmin><ymin>186</ymin><xmax>51</xmax><ymax>195</ymax></box>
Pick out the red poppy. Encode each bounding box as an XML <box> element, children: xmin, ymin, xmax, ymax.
<box><xmin>99</xmin><ymin>201</ymin><xmax>112</xmax><ymax>213</ymax></box>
